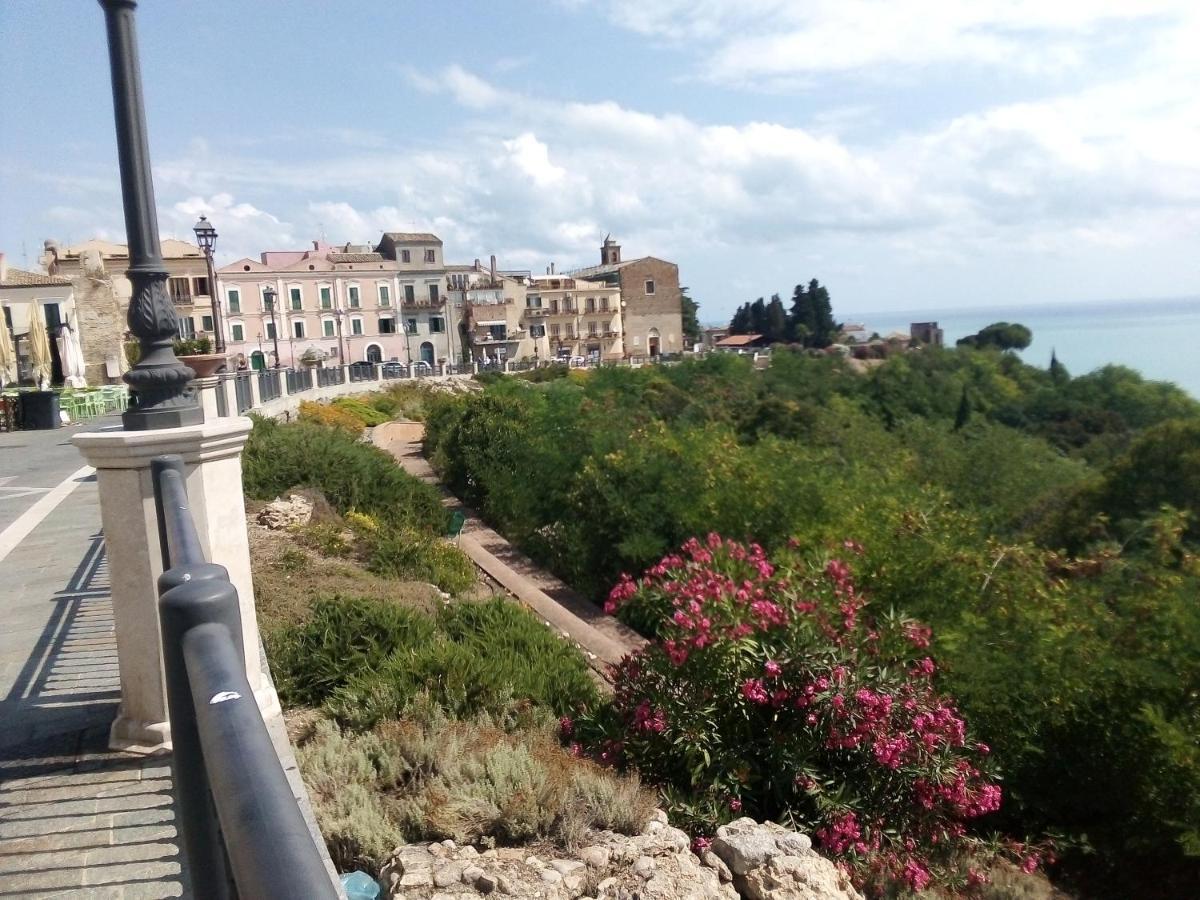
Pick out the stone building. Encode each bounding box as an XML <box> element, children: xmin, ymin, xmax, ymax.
<box><xmin>0</xmin><ymin>252</ymin><xmax>77</xmax><ymax>383</ymax></box>
<box><xmin>447</xmin><ymin>258</ymin><xmax>536</xmax><ymax>364</ymax></box>
<box><xmin>216</xmin><ymin>233</ymin><xmax>458</xmax><ymax>369</ymax></box>
<box><xmin>40</xmin><ymin>238</ymin><xmax>215</xmax><ymax>383</ymax></box>
<box><xmin>569</xmin><ymin>235</ymin><xmax>683</xmax><ymax>358</ymax></box>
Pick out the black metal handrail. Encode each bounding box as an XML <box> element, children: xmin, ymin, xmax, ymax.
<box><xmin>151</xmin><ymin>455</ymin><xmax>336</xmax><ymax>900</ymax></box>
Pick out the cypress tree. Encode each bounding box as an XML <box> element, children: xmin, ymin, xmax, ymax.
<box><xmin>954</xmin><ymin>385</ymin><xmax>971</xmax><ymax>431</ymax></box>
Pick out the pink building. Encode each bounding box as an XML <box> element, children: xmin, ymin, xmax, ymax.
<box><xmin>216</xmin><ymin>234</ymin><xmax>451</xmax><ymax>368</ymax></box>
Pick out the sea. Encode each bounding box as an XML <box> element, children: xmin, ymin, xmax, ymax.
<box><xmin>842</xmin><ymin>296</ymin><xmax>1200</xmax><ymax>399</ymax></box>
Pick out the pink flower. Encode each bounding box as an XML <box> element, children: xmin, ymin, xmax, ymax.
<box><xmin>558</xmin><ymin>715</ymin><xmax>574</xmax><ymax>737</ymax></box>
<box><xmin>1021</xmin><ymin>855</ymin><xmax>1040</xmax><ymax>874</ymax></box>
<box><xmin>741</xmin><ymin>678</ymin><xmax>769</xmax><ymax>704</ymax></box>
<box><xmin>903</xmin><ymin>859</ymin><xmax>931</xmax><ymax>891</ymax></box>
<box><xmin>763</xmin><ymin>659</ymin><xmax>782</xmax><ymax>678</ymax></box>
<box><xmin>691</xmin><ymin>836</ymin><xmax>713</xmax><ymax>855</ymax></box>
<box><xmin>728</xmin><ymin>797</ymin><xmax>742</xmax><ymax>812</ymax></box>
<box><xmin>976</xmin><ymin>741</ymin><xmax>991</xmax><ymax>755</ymax></box>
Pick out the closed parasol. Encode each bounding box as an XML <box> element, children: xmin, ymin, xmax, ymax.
<box><xmin>27</xmin><ymin>303</ymin><xmax>53</xmax><ymax>388</ymax></box>
<box><xmin>0</xmin><ymin>310</ymin><xmax>15</xmax><ymax>386</ymax></box>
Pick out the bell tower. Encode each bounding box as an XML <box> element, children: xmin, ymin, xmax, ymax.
<box><xmin>601</xmin><ymin>234</ymin><xmax>621</xmax><ymax>266</ymax></box>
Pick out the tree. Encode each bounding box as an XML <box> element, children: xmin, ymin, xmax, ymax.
<box><xmin>765</xmin><ymin>294</ymin><xmax>788</xmax><ymax>343</ymax></box>
<box><xmin>729</xmin><ymin>303</ymin><xmax>752</xmax><ymax>334</ymax></box>
<box><xmin>807</xmin><ymin>278</ymin><xmax>837</xmax><ymax>348</ymax></box>
<box><xmin>749</xmin><ymin>297</ymin><xmax>768</xmax><ymax>335</ymax></box>
<box><xmin>1049</xmin><ymin>349</ymin><xmax>1068</xmax><ymax>384</ymax></box>
<box><xmin>788</xmin><ymin>282</ymin><xmax>814</xmax><ymax>343</ymax></box>
<box><xmin>680</xmin><ymin>287</ymin><xmax>701</xmax><ymax>346</ymax></box>
<box><xmin>954</xmin><ymin>385</ymin><xmax>971</xmax><ymax>431</ymax></box>
<box><xmin>957</xmin><ymin>322</ymin><xmax>1033</xmax><ymax>352</ymax></box>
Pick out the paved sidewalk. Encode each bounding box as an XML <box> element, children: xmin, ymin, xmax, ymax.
<box><xmin>0</xmin><ymin>423</ymin><xmax>188</xmax><ymax>898</ymax></box>
<box><xmin>372</xmin><ymin>422</ymin><xmax>645</xmax><ymax>676</ymax></box>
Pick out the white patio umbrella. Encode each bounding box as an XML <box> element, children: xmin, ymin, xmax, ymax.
<box><xmin>57</xmin><ymin>323</ymin><xmax>88</xmax><ymax>388</ymax></box>
<box><xmin>0</xmin><ymin>310</ymin><xmax>16</xmax><ymax>387</ymax></box>
<box><xmin>27</xmin><ymin>304</ymin><xmax>53</xmax><ymax>388</ymax></box>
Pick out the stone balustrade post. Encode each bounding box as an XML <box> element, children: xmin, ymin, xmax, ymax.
<box><xmin>195</xmin><ymin>375</ymin><xmax>221</xmax><ymax>420</ymax></box>
<box><xmin>248</xmin><ymin>370</ymin><xmax>262</xmax><ymax>408</ymax></box>
<box><xmin>72</xmin><ymin>418</ymin><xmax>274</xmax><ymax>754</ymax></box>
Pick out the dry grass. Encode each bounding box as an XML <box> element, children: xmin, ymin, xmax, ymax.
<box><xmin>296</xmin><ymin>703</ymin><xmax>658</xmax><ymax>874</ymax></box>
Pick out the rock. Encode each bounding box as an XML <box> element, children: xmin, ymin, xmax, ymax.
<box><xmin>542</xmin><ymin>868</ymin><xmax>563</xmax><ymax>883</ymax></box>
<box><xmin>775</xmin><ymin>833</ymin><xmax>813</xmax><ymax>857</ymax></box>
<box><xmin>398</xmin><ymin>869</ymin><xmax>432</xmax><ymax>888</ymax></box>
<box><xmin>550</xmin><ymin>860</ymin><xmax>585</xmax><ymax>877</ymax></box>
<box><xmin>712</xmin><ymin>832</ymin><xmax>780</xmax><ymax>876</ymax></box>
<box><xmin>738</xmin><ymin>853</ymin><xmax>865</xmax><ymax>900</ymax></box>
<box><xmin>579</xmin><ymin>846</ymin><xmax>611</xmax><ymax>869</ymax></box>
<box><xmin>525</xmin><ymin>855</ymin><xmax>546</xmax><ymax>868</ymax></box>
<box><xmin>476</xmin><ymin>871</ymin><xmax>499</xmax><ymax>894</ymax></box>
<box><xmin>633</xmin><ymin>856</ymin><xmax>656</xmax><ymax>879</ymax></box>
<box><xmin>459</xmin><ymin>846</ymin><xmax>479</xmax><ymax>859</ymax></box>
<box><xmin>434</xmin><ymin>862</ymin><xmax>464</xmax><ymax>887</ymax></box>
<box><xmin>461</xmin><ymin>865</ymin><xmax>485</xmax><ymax>886</ymax></box>
<box><xmin>650</xmin><ymin>808</ymin><xmax>669</xmax><ymax>825</ymax></box>
<box><xmin>256</xmin><ymin>493</ymin><xmax>313</xmax><ymax>529</ymax></box>
<box><xmin>701</xmin><ymin>850</ymin><xmax>733</xmax><ymax>883</ymax></box>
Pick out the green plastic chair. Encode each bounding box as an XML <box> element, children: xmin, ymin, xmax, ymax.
<box><xmin>446</xmin><ymin>510</ymin><xmax>467</xmax><ymax>542</ymax></box>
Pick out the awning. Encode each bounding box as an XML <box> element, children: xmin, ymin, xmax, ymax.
<box><xmin>474</xmin><ymin>320</ymin><xmax>506</xmax><ymax>326</ymax></box>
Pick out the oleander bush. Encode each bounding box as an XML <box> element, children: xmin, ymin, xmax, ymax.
<box><xmin>269</xmin><ymin>595</ymin><xmax>599</xmax><ymax>728</ymax></box>
<box><xmin>575</xmin><ymin>535</ymin><xmax>1032</xmax><ymax>895</ymax></box>
<box><xmin>243</xmin><ymin>417</ymin><xmax>447</xmax><ymax>534</ymax></box>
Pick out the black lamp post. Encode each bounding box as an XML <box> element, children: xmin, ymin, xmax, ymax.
<box><xmin>262</xmin><ymin>286</ymin><xmax>282</xmax><ymax>368</ymax></box>
<box><xmin>99</xmin><ymin>0</ymin><xmax>201</xmax><ymax>429</ymax></box>
<box><xmin>192</xmin><ymin>215</ymin><xmax>224</xmax><ymax>353</ymax></box>
<box><xmin>333</xmin><ymin>308</ymin><xmax>348</xmax><ymax>367</ymax></box>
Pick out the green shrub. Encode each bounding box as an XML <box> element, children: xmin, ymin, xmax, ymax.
<box><xmin>365</xmin><ymin>527</ymin><xmax>477</xmax><ymax>594</ymax></box>
<box><xmin>332</xmin><ymin>397</ymin><xmax>391</xmax><ymax>427</ymax></box>
<box><xmin>271</xmin><ymin>596</ymin><xmax>598</xmax><ymax>727</ymax></box>
<box><xmin>243</xmin><ymin>418</ymin><xmax>447</xmax><ymax>534</ymax></box>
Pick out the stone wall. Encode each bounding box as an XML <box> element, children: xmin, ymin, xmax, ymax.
<box><xmin>619</xmin><ymin>258</ymin><xmax>684</xmax><ymax>356</ymax></box>
<box><xmin>71</xmin><ymin>269</ymin><xmax>127</xmax><ymax>385</ymax></box>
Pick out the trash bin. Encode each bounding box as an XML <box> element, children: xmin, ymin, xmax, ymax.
<box><xmin>18</xmin><ymin>390</ymin><xmax>61</xmax><ymax>430</ymax></box>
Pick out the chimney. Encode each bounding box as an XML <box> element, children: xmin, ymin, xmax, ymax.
<box><xmin>489</xmin><ymin>254</ymin><xmax>497</xmax><ymax>282</ymax></box>
<box><xmin>474</xmin><ymin>258</ymin><xmax>481</xmax><ymax>270</ymax></box>
<box><xmin>545</xmin><ymin>265</ymin><xmax>551</xmax><ymax>275</ymax></box>
<box><xmin>550</xmin><ymin>262</ymin><xmax>555</xmax><ymax>275</ymax></box>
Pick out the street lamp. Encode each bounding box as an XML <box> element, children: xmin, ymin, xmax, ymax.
<box><xmin>333</xmin><ymin>308</ymin><xmax>348</xmax><ymax>367</ymax></box>
<box><xmin>99</xmin><ymin>0</ymin><xmax>201</xmax><ymax>429</ymax></box>
<box><xmin>262</xmin><ymin>286</ymin><xmax>282</xmax><ymax>368</ymax></box>
<box><xmin>192</xmin><ymin>215</ymin><xmax>224</xmax><ymax>353</ymax></box>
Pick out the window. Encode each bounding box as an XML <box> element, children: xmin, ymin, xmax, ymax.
<box><xmin>406</xmin><ymin>317</ymin><xmax>417</xmax><ymax>334</ymax></box>
<box><xmin>488</xmin><ymin>324</ymin><xmax>506</xmax><ymax>341</ymax></box>
<box><xmin>550</xmin><ymin>324</ymin><xmax>561</xmax><ymax>337</ymax></box>
<box><xmin>289</xmin><ymin>287</ymin><xmax>302</xmax><ymax>310</ymax></box>
<box><xmin>293</xmin><ymin>320</ymin><xmax>306</xmax><ymax>339</ymax></box>
<box><xmin>266</xmin><ymin>321</ymin><xmax>277</xmax><ymax>340</ymax></box>
<box><xmin>424</xmin><ymin>248</ymin><xmax>436</xmax><ymax>264</ymax></box>
<box><xmin>193</xmin><ymin>276</ymin><xmax>209</xmax><ymax>297</ymax></box>
<box><xmin>600</xmin><ymin>298</ymin><xmax>609</xmax><ymax>311</ymax></box>
<box><xmin>348</xmin><ymin>285</ymin><xmax>360</xmax><ymax>308</ymax></box>
<box><xmin>645</xmin><ymin>279</ymin><xmax>656</xmax><ymax>295</ymax></box>
<box><xmin>319</xmin><ymin>286</ymin><xmax>332</xmax><ymax>309</ymax></box>
<box><xmin>430</xmin><ymin>316</ymin><xmax>445</xmax><ymax>334</ymax></box>
<box><xmin>201</xmin><ymin>315</ymin><xmax>214</xmax><ymax>331</ymax></box>
<box><xmin>168</xmin><ymin>277</ymin><xmax>191</xmax><ymax>303</ymax></box>
<box><xmin>428</xmin><ymin>284</ymin><xmax>439</xmax><ymax>304</ymax></box>
<box><xmin>586</xmin><ymin>297</ymin><xmax>595</xmax><ymax>313</ymax></box>
<box><xmin>231</xmin><ymin>323</ymin><xmax>245</xmax><ymax>342</ymax></box>
<box><xmin>322</xmin><ymin>319</ymin><xmax>335</xmax><ymax>337</ymax></box>
<box><xmin>527</xmin><ymin>295</ymin><xmax>542</xmax><ymax>308</ymax></box>
<box><xmin>531</xmin><ymin>324</ymin><xmax>545</xmax><ymax>338</ymax></box>
<box><xmin>260</xmin><ymin>285</ymin><xmax>274</xmax><ymax>310</ymax></box>
<box><xmin>401</xmin><ymin>249</ymin><xmax>411</xmax><ymax>263</ymax></box>
<box><xmin>588</xmin><ymin>322</ymin><xmax>598</xmax><ymax>335</ymax></box>
<box><xmin>379</xmin><ymin>317</ymin><xmax>397</xmax><ymax>334</ymax></box>
<box><xmin>404</xmin><ymin>284</ymin><xmax>415</xmax><ymax>304</ymax></box>
<box><xmin>178</xmin><ymin>316</ymin><xmax>195</xmax><ymax>338</ymax></box>
<box><xmin>351</xmin><ymin>317</ymin><xmax>363</xmax><ymax>336</ymax></box>
<box><xmin>378</xmin><ymin>284</ymin><xmax>390</xmax><ymax>305</ymax></box>
<box><xmin>227</xmin><ymin>289</ymin><xmax>241</xmax><ymax>313</ymax></box>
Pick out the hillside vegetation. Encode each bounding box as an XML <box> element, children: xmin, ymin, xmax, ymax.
<box><xmin>424</xmin><ymin>348</ymin><xmax>1200</xmax><ymax>897</ymax></box>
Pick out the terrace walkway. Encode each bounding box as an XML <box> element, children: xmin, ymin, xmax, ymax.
<box><xmin>0</xmin><ymin>418</ymin><xmax>189</xmax><ymax>898</ymax></box>
<box><xmin>372</xmin><ymin>422</ymin><xmax>645</xmax><ymax>677</ymax></box>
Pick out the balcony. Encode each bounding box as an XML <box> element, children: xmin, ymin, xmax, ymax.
<box><xmin>523</xmin><ymin>307</ymin><xmax>550</xmax><ymax>318</ymax></box>
<box><xmin>548</xmin><ymin>308</ymin><xmax>577</xmax><ymax>317</ymax></box>
<box><xmin>402</xmin><ymin>298</ymin><xmax>442</xmax><ymax>309</ymax></box>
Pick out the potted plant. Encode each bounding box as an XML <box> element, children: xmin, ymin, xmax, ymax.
<box><xmin>173</xmin><ymin>336</ymin><xmax>227</xmax><ymax>376</ymax></box>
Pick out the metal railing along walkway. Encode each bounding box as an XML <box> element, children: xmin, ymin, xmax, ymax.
<box><xmin>151</xmin><ymin>455</ymin><xmax>336</xmax><ymax>900</ymax></box>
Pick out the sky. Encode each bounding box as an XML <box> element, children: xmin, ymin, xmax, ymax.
<box><xmin>1</xmin><ymin>0</ymin><xmax>1198</xmax><ymax>324</ymax></box>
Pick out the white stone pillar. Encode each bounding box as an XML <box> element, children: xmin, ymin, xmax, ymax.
<box><xmin>195</xmin><ymin>375</ymin><xmax>221</xmax><ymax>419</ymax></box>
<box><xmin>248</xmin><ymin>371</ymin><xmax>262</xmax><ymax>409</ymax></box>
<box><xmin>72</xmin><ymin>418</ymin><xmax>273</xmax><ymax>754</ymax></box>
<box><xmin>218</xmin><ymin>375</ymin><xmax>236</xmax><ymax>417</ymax></box>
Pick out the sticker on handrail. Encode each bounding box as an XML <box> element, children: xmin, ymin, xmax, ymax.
<box><xmin>209</xmin><ymin>691</ymin><xmax>242</xmax><ymax>704</ymax></box>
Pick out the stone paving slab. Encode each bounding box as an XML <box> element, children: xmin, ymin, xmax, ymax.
<box><xmin>0</xmin><ymin>457</ymin><xmax>190</xmax><ymax>899</ymax></box>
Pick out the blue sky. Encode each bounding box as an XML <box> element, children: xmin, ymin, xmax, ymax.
<box><xmin>2</xmin><ymin>0</ymin><xmax>1197</xmax><ymax>324</ymax></box>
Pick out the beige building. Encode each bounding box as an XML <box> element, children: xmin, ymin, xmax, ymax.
<box><xmin>569</xmin><ymin>236</ymin><xmax>683</xmax><ymax>358</ymax></box>
<box><xmin>447</xmin><ymin>259</ymin><xmax>535</xmax><ymax>364</ymax></box>
<box><xmin>216</xmin><ymin>233</ymin><xmax>459</xmax><ymax>369</ymax></box>
<box><xmin>41</xmin><ymin>238</ymin><xmax>217</xmax><ymax>382</ymax></box>
<box><xmin>526</xmin><ymin>273</ymin><xmax>624</xmax><ymax>362</ymax></box>
<box><xmin>0</xmin><ymin>252</ymin><xmax>77</xmax><ymax>383</ymax></box>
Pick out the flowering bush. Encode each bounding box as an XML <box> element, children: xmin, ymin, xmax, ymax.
<box><xmin>576</xmin><ymin>534</ymin><xmax>1030</xmax><ymax>894</ymax></box>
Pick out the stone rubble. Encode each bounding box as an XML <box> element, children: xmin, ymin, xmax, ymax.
<box><xmin>255</xmin><ymin>493</ymin><xmax>314</xmax><ymax>529</ymax></box>
<box><xmin>378</xmin><ymin>816</ymin><xmax>862</xmax><ymax>900</ymax></box>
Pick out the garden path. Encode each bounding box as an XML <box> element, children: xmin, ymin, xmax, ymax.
<box><xmin>372</xmin><ymin>421</ymin><xmax>645</xmax><ymax>680</ymax></box>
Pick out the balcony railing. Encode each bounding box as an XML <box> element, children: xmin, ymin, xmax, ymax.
<box><xmin>151</xmin><ymin>456</ymin><xmax>337</xmax><ymax>900</ymax></box>
<box><xmin>523</xmin><ymin>307</ymin><xmax>550</xmax><ymax>318</ymax></box>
